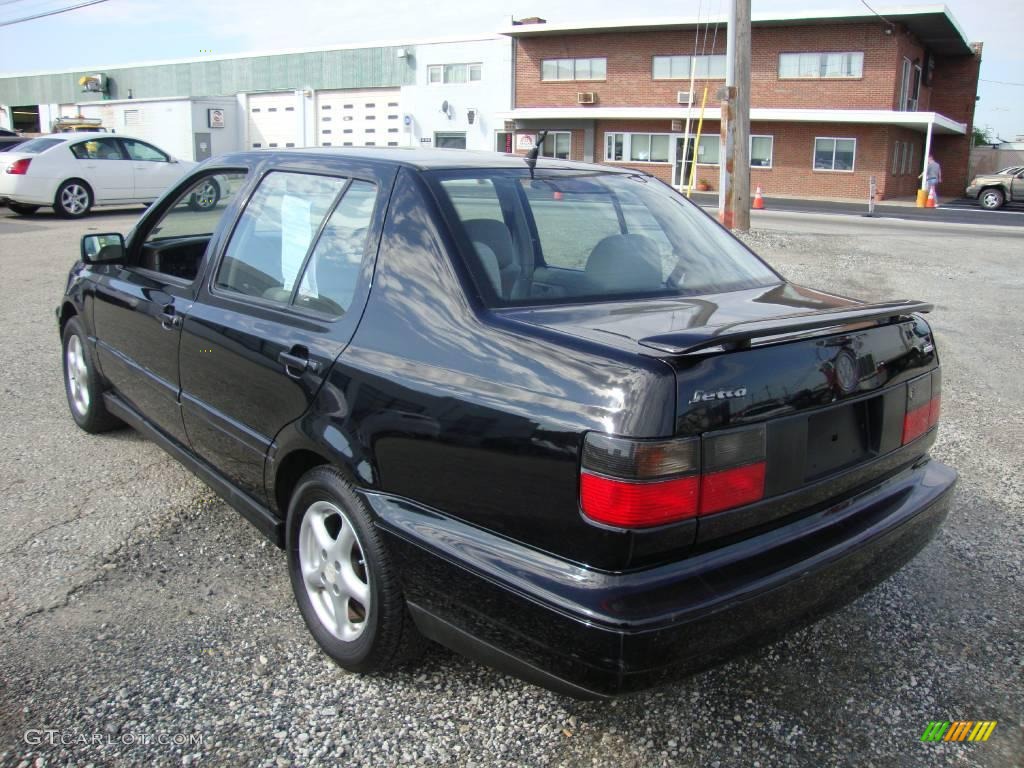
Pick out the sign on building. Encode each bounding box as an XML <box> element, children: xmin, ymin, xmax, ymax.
<box><xmin>516</xmin><ymin>133</ymin><xmax>537</xmax><ymax>151</ymax></box>
<box><xmin>208</xmin><ymin>108</ymin><xmax>226</xmax><ymax>129</ymax></box>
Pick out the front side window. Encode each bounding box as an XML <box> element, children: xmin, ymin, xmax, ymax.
<box><xmin>779</xmin><ymin>52</ymin><xmax>864</xmax><ymax>79</ymax></box>
<box><xmin>139</xmin><ymin>171</ymin><xmax>248</xmax><ymax>280</ymax></box>
<box><xmin>814</xmin><ymin>137</ymin><xmax>856</xmax><ymax>172</ymax></box>
<box><xmin>122</xmin><ymin>139</ymin><xmax>169</xmax><ymax>162</ymax></box>
<box><xmin>70</xmin><ymin>137</ymin><xmax>126</xmax><ymax>160</ymax></box>
<box><xmin>216</xmin><ymin>172</ymin><xmax>347</xmax><ymax>302</ymax></box>
<box><xmin>431</xmin><ymin>170</ymin><xmax>779</xmax><ymax>306</ymax></box>
<box><xmin>145</xmin><ymin>172</ymin><xmax>247</xmax><ymax>244</ymax></box>
<box><xmin>541</xmin><ymin>57</ymin><xmax>606</xmax><ymax>81</ymax></box>
<box><xmin>652</xmin><ymin>54</ymin><xmax>726</xmax><ymax>79</ymax></box>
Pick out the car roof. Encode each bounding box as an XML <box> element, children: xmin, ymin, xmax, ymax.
<box><xmin>216</xmin><ymin>147</ymin><xmax>636</xmax><ymax>174</ymax></box>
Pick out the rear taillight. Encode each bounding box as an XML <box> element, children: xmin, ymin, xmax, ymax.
<box><xmin>6</xmin><ymin>158</ymin><xmax>31</xmax><ymax>175</ymax></box>
<box><xmin>580</xmin><ymin>435</ymin><xmax>700</xmax><ymax>527</ymax></box>
<box><xmin>902</xmin><ymin>369</ymin><xmax>942</xmax><ymax>445</ymax></box>
<box><xmin>580</xmin><ymin>425</ymin><xmax>766</xmax><ymax>528</ymax></box>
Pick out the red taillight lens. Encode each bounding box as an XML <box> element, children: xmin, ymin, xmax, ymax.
<box><xmin>579</xmin><ymin>425</ymin><xmax>766</xmax><ymax>529</ymax></box>
<box><xmin>902</xmin><ymin>370</ymin><xmax>941</xmax><ymax>445</ymax></box>
<box><xmin>580</xmin><ymin>473</ymin><xmax>699</xmax><ymax>527</ymax></box>
<box><xmin>902</xmin><ymin>403</ymin><xmax>931</xmax><ymax>444</ymax></box>
<box><xmin>6</xmin><ymin>158</ymin><xmax>31</xmax><ymax>175</ymax></box>
<box><xmin>700</xmin><ymin>461</ymin><xmax>767</xmax><ymax>516</ymax></box>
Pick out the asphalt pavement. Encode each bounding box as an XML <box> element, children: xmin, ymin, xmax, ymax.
<box><xmin>0</xmin><ymin>206</ymin><xmax>1020</xmax><ymax>768</ymax></box>
<box><xmin>689</xmin><ymin>191</ymin><xmax>1024</xmax><ymax>228</ymax></box>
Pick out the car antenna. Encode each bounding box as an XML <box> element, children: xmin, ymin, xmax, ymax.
<box><xmin>525</xmin><ymin>130</ymin><xmax>548</xmax><ymax>179</ymax></box>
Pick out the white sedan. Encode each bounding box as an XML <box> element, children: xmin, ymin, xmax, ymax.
<box><xmin>0</xmin><ymin>132</ymin><xmax>210</xmax><ymax>218</ymax></box>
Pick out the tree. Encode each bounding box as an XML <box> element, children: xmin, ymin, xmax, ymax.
<box><xmin>972</xmin><ymin>126</ymin><xmax>993</xmax><ymax>146</ymax></box>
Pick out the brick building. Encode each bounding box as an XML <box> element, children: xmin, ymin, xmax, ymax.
<box><xmin>498</xmin><ymin>7</ymin><xmax>981</xmax><ymax>200</ymax></box>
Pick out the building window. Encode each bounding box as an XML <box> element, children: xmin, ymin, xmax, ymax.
<box><xmin>387</xmin><ymin>102</ymin><xmax>399</xmax><ymax>107</ymax></box>
<box><xmin>428</xmin><ymin>63</ymin><xmax>483</xmax><ymax>84</ymax></box>
<box><xmin>696</xmin><ymin>135</ymin><xmax>719</xmax><ymax>165</ymax></box>
<box><xmin>539</xmin><ymin>131</ymin><xmax>571</xmax><ymax>159</ymax></box>
<box><xmin>388</xmin><ymin>141</ymin><xmax>399</xmax><ymax>146</ymax></box>
<box><xmin>750</xmin><ymin>135</ymin><xmax>773</xmax><ymax>168</ymax></box>
<box><xmin>779</xmin><ymin>52</ymin><xmax>864</xmax><ymax>79</ymax></box>
<box><xmin>652</xmin><ymin>54</ymin><xmax>726</xmax><ymax>79</ymax></box>
<box><xmin>892</xmin><ymin>142</ymin><xmax>903</xmax><ymax>176</ymax></box>
<box><xmin>435</xmin><ymin>131</ymin><xmax>467</xmax><ymax>149</ymax></box>
<box><xmin>321</xmin><ymin>105</ymin><xmax>331</xmax><ymax>110</ymax></box>
<box><xmin>629</xmin><ymin>134</ymin><xmax>671</xmax><ymax>163</ymax></box>
<box><xmin>904</xmin><ymin>142</ymin><xmax>914</xmax><ymax>175</ymax></box>
<box><xmin>605</xmin><ymin>133</ymin><xmax>624</xmax><ymax>161</ymax></box>
<box><xmin>814</xmin><ymin>137</ymin><xmax>856</xmax><ymax>171</ymax></box>
<box><xmin>541</xmin><ymin>57</ymin><xmax>606</xmax><ymax>81</ymax></box>
<box><xmin>495</xmin><ymin>131</ymin><xmax>513</xmax><ymax>153</ymax></box>
<box><xmin>387</xmin><ymin>128</ymin><xmax>398</xmax><ymax>133</ymax></box>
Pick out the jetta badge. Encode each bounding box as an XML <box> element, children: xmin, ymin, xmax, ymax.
<box><xmin>689</xmin><ymin>387</ymin><xmax>748</xmax><ymax>404</ymax></box>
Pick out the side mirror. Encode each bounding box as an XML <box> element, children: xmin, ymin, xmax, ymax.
<box><xmin>81</xmin><ymin>233</ymin><xmax>125</xmax><ymax>264</ymax></box>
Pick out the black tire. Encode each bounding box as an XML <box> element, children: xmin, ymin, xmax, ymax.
<box><xmin>54</xmin><ymin>179</ymin><xmax>93</xmax><ymax>218</ymax></box>
<box><xmin>979</xmin><ymin>188</ymin><xmax>1005</xmax><ymax>210</ymax></box>
<box><xmin>188</xmin><ymin>179</ymin><xmax>220</xmax><ymax>211</ymax></box>
<box><xmin>61</xmin><ymin>316</ymin><xmax>122</xmax><ymax>433</ymax></box>
<box><xmin>7</xmin><ymin>202</ymin><xmax>39</xmax><ymax>215</ymax></box>
<box><xmin>286</xmin><ymin>466</ymin><xmax>422</xmax><ymax>673</ymax></box>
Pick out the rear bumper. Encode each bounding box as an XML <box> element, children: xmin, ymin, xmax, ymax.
<box><xmin>370</xmin><ymin>457</ymin><xmax>956</xmax><ymax>698</ymax></box>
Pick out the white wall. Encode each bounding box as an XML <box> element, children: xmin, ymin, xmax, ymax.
<box><xmin>189</xmin><ymin>97</ymin><xmax>244</xmax><ymax>160</ymax></box>
<box><xmin>401</xmin><ymin>37</ymin><xmax>512</xmax><ymax>152</ymax></box>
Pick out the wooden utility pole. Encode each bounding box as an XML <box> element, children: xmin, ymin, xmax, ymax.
<box><xmin>718</xmin><ymin>0</ymin><xmax>751</xmax><ymax>231</ymax></box>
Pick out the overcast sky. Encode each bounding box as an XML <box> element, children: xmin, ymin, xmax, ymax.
<box><xmin>0</xmin><ymin>0</ymin><xmax>1019</xmax><ymax>139</ymax></box>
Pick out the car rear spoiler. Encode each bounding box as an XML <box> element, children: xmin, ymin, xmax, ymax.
<box><xmin>637</xmin><ymin>300</ymin><xmax>933</xmax><ymax>356</ymax></box>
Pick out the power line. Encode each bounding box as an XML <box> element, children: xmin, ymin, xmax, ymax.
<box><xmin>0</xmin><ymin>0</ymin><xmax>109</xmax><ymax>27</ymax></box>
<box><xmin>980</xmin><ymin>78</ymin><xmax>1024</xmax><ymax>87</ymax></box>
<box><xmin>859</xmin><ymin>0</ymin><xmax>895</xmax><ymax>29</ymax></box>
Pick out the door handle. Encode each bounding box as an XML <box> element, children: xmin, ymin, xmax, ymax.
<box><xmin>159</xmin><ymin>304</ymin><xmax>182</xmax><ymax>330</ymax></box>
<box><xmin>278</xmin><ymin>347</ymin><xmax>309</xmax><ymax>377</ymax></box>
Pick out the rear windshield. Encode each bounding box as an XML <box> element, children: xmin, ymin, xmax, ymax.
<box><xmin>13</xmin><ymin>137</ymin><xmax>65</xmax><ymax>154</ymax></box>
<box><xmin>428</xmin><ymin>169</ymin><xmax>779</xmax><ymax>307</ymax></box>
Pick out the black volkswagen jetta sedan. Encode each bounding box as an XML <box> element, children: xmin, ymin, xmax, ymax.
<box><xmin>58</xmin><ymin>149</ymin><xmax>956</xmax><ymax>697</ymax></box>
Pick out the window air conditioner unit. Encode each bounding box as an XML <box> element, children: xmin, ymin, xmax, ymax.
<box><xmin>677</xmin><ymin>91</ymin><xmax>693</xmax><ymax>106</ymax></box>
<box><xmin>577</xmin><ymin>92</ymin><xmax>596</xmax><ymax>105</ymax></box>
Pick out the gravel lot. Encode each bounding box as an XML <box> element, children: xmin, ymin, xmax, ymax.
<box><xmin>0</xmin><ymin>206</ymin><xmax>1021</xmax><ymax>768</ymax></box>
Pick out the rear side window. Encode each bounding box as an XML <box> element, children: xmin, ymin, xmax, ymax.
<box><xmin>431</xmin><ymin>170</ymin><xmax>779</xmax><ymax>306</ymax></box>
<box><xmin>13</xmin><ymin>137</ymin><xmax>65</xmax><ymax>154</ymax></box>
<box><xmin>216</xmin><ymin>171</ymin><xmax>376</xmax><ymax>315</ymax></box>
<box><xmin>295</xmin><ymin>180</ymin><xmax>376</xmax><ymax>316</ymax></box>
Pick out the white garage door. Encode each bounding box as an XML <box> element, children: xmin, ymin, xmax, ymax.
<box><xmin>316</xmin><ymin>89</ymin><xmax>402</xmax><ymax>148</ymax></box>
<box><xmin>248</xmin><ymin>92</ymin><xmax>298</xmax><ymax>149</ymax></box>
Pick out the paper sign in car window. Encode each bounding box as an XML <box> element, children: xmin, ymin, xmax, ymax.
<box><xmin>281</xmin><ymin>194</ymin><xmax>313</xmax><ymax>290</ymax></box>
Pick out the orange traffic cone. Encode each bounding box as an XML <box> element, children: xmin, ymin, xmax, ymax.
<box><xmin>926</xmin><ymin>185</ymin><xmax>937</xmax><ymax>208</ymax></box>
<box><xmin>753</xmin><ymin>186</ymin><xmax>765</xmax><ymax>209</ymax></box>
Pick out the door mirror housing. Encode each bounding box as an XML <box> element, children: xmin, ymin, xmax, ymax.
<box><xmin>81</xmin><ymin>233</ymin><xmax>125</xmax><ymax>264</ymax></box>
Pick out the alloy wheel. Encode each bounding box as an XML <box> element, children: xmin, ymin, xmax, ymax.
<box><xmin>60</xmin><ymin>184</ymin><xmax>89</xmax><ymax>215</ymax></box>
<box><xmin>65</xmin><ymin>334</ymin><xmax>90</xmax><ymax>416</ymax></box>
<box><xmin>298</xmin><ymin>500</ymin><xmax>371</xmax><ymax>641</ymax></box>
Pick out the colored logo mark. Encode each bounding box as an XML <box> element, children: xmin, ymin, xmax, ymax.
<box><xmin>921</xmin><ymin>721</ymin><xmax>997</xmax><ymax>742</ymax></box>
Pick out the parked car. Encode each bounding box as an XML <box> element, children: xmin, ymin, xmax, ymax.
<box><xmin>0</xmin><ymin>132</ymin><xmax>203</xmax><ymax>217</ymax></box>
<box><xmin>58</xmin><ymin>149</ymin><xmax>956</xmax><ymax>697</ymax></box>
<box><xmin>965</xmin><ymin>165</ymin><xmax>1024</xmax><ymax>209</ymax></box>
<box><xmin>0</xmin><ymin>128</ymin><xmax>28</xmax><ymax>153</ymax></box>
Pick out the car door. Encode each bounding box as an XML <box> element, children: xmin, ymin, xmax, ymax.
<box><xmin>120</xmin><ymin>138</ymin><xmax>180</xmax><ymax>200</ymax></box>
<box><xmin>179</xmin><ymin>166</ymin><xmax>390</xmax><ymax>501</ymax></box>
<box><xmin>1012</xmin><ymin>170</ymin><xmax>1024</xmax><ymax>202</ymax></box>
<box><xmin>91</xmin><ymin>168</ymin><xmax>251</xmax><ymax>445</ymax></box>
<box><xmin>68</xmin><ymin>137</ymin><xmax>134</xmax><ymax>201</ymax></box>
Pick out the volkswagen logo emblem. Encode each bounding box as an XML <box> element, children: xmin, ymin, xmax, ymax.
<box><xmin>834</xmin><ymin>349</ymin><xmax>859</xmax><ymax>394</ymax></box>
